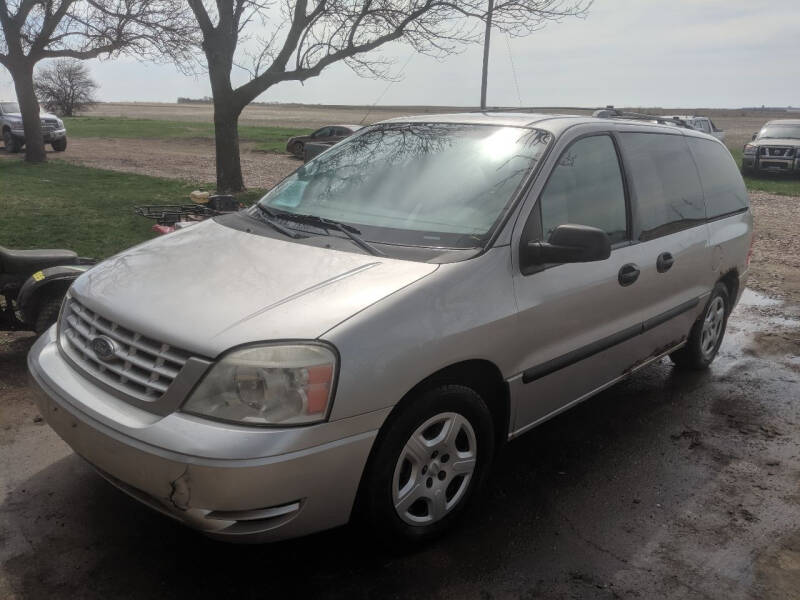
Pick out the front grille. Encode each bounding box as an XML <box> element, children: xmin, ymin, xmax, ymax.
<box><xmin>761</xmin><ymin>146</ymin><xmax>793</xmax><ymax>157</ymax></box>
<box><xmin>60</xmin><ymin>297</ymin><xmax>191</xmax><ymax>402</ymax></box>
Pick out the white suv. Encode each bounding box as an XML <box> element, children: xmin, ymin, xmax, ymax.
<box><xmin>661</xmin><ymin>115</ymin><xmax>725</xmax><ymax>141</ymax></box>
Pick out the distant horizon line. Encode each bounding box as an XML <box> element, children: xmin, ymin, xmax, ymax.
<box><xmin>90</xmin><ymin>100</ymin><xmax>799</xmax><ymax>112</ymax></box>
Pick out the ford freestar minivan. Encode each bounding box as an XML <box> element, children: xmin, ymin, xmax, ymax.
<box><xmin>29</xmin><ymin>113</ymin><xmax>753</xmax><ymax>544</ymax></box>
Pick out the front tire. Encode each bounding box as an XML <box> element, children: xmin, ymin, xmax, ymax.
<box><xmin>52</xmin><ymin>138</ymin><xmax>67</xmax><ymax>152</ymax></box>
<box><xmin>3</xmin><ymin>129</ymin><xmax>20</xmax><ymax>153</ymax></box>
<box><xmin>290</xmin><ymin>141</ymin><xmax>304</xmax><ymax>157</ymax></box>
<box><xmin>671</xmin><ymin>282</ymin><xmax>730</xmax><ymax>369</ymax></box>
<box><xmin>33</xmin><ymin>294</ymin><xmax>63</xmax><ymax>335</ymax></box>
<box><xmin>360</xmin><ymin>384</ymin><xmax>495</xmax><ymax>546</ymax></box>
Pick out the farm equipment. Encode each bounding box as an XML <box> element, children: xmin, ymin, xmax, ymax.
<box><xmin>135</xmin><ymin>194</ymin><xmax>243</xmax><ymax>234</ymax></box>
<box><xmin>0</xmin><ymin>245</ymin><xmax>96</xmax><ymax>334</ymax></box>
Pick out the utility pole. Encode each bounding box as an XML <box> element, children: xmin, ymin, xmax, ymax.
<box><xmin>480</xmin><ymin>0</ymin><xmax>494</xmax><ymax>110</ymax></box>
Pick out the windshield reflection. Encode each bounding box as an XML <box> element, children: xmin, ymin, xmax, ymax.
<box><xmin>259</xmin><ymin>123</ymin><xmax>551</xmax><ymax>248</ymax></box>
<box><xmin>759</xmin><ymin>125</ymin><xmax>800</xmax><ymax>140</ymax></box>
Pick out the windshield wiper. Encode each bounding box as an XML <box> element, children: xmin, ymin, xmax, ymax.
<box><xmin>272</xmin><ymin>211</ymin><xmax>386</xmax><ymax>257</ymax></box>
<box><xmin>252</xmin><ymin>205</ymin><xmax>304</xmax><ymax>239</ymax></box>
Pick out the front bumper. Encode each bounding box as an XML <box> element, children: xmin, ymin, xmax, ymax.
<box><xmin>743</xmin><ymin>154</ymin><xmax>800</xmax><ymax>173</ymax></box>
<box><xmin>10</xmin><ymin>127</ymin><xmax>66</xmax><ymax>141</ymax></box>
<box><xmin>27</xmin><ymin>329</ymin><xmax>385</xmax><ymax>542</ymax></box>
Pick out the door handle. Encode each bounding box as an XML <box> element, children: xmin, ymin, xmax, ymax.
<box><xmin>656</xmin><ymin>252</ymin><xmax>675</xmax><ymax>273</ymax></box>
<box><xmin>618</xmin><ymin>263</ymin><xmax>640</xmax><ymax>287</ymax></box>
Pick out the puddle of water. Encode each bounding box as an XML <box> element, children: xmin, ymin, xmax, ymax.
<box><xmin>738</xmin><ymin>288</ymin><xmax>783</xmax><ymax>308</ymax></box>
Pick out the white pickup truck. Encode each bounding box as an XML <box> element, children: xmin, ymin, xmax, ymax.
<box><xmin>661</xmin><ymin>115</ymin><xmax>725</xmax><ymax>142</ymax></box>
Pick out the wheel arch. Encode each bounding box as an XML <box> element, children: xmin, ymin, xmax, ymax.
<box><xmin>719</xmin><ymin>268</ymin><xmax>740</xmax><ymax>309</ymax></box>
<box><xmin>351</xmin><ymin>358</ymin><xmax>509</xmax><ymax>523</ymax></box>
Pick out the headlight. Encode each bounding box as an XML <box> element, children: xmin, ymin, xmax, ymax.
<box><xmin>56</xmin><ymin>118</ymin><xmax>64</xmax><ymax>128</ymax></box>
<box><xmin>183</xmin><ymin>343</ymin><xmax>337</xmax><ymax>426</ymax></box>
<box><xmin>743</xmin><ymin>144</ymin><xmax>757</xmax><ymax>156</ymax></box>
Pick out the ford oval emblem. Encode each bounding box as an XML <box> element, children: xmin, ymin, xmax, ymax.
<box><xmin>91</xmin><ymin>336</ymin><xmax>117</xmax><ymax>362</ymax></box>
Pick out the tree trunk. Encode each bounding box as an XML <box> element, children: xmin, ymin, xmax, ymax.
<box><xmin>10</xmin><ymin>60</ymin><xmax>47</xmax><ymax>162</ymax></box>
<box><xmin>213</xmin><ymin>99</ymin><xmax>244</xmax><ymax>192</ymax></box>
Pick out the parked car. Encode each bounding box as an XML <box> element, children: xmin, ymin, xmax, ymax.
<box><xmin>286</xmin><ymin>124</ymin><xmax>361</xmax><ymax>157</ymax></box>
<box><xmin>29</xmin><ymin>112</ymin><xmax>752</xmax><ymax>545</ymax></box>
<box><xmin>661</xmin><ymin>115</ymin><xmax>725</xmax><ymax>141</ymax></box>
<box><xmin>0</xmin><ymin>100</ymin><xmax>68</xmax><ymax>153</ymax></box>
<box><xmin>741</xmin><ymin>119</ymin><xmax>800</xmax><ymax>175</ymax></box>
<box><xmin>303</xmin><ymin>140</ymin><xmax>337</xmax><ymax>162</ymax></box>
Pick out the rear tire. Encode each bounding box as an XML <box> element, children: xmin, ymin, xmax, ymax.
<box><xmin>34</xmin><ymin>294</ymin><xmax>63</xmax><ymax>335</ymax></box>
<box><xmin>52</xmin><ymin>138</ymin><xmax>67</xmax><ymax>152</ymax></box>
<box><xmin>3</xmin><ymin>129</ymin><xmax>20</xmax><ymax>153</ymax></box>
<box><xmin>360</xmin><ymin>384</ymin><xmax>495</xmax><ymax>546</ymax></box>
<box><xmin>670</xmin><ymin>282</ymin><xmax>730</xmax><ymax>370</ymax></box>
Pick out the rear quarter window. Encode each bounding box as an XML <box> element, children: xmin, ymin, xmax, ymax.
<box><xmin>688</xmin><ymin>138</ymin><xmax>749</xmax><ymax>219</ymax></box>
<box><xmin>618</xmin><ymin>132</ymin><xmax>706</xmax><ymax>241</ymax></box>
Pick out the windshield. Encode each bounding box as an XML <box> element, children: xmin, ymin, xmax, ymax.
<box><xmin>258</xmin><ymin>123</ymin><xmax>551</xmax><ymax>248</ymax></box>
<box><xmin>758</xmin><ymin>124</ymin><xmax>800</xmax><ymax>140</ymax></box>
<box><xmin>0</xmin><ymin>102</ymin><xmax>20</xmax><ymax>113</ymax></box>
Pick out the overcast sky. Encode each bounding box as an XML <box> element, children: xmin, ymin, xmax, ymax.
<box><xmin>2</xmin><ymin>0</ymin><xmax>799</xmax><ymax>108</ymax></box>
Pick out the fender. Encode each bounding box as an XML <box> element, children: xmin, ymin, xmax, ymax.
<box><xmin>17</xmin><ymin>264</ymin><xmax>93</xmax><ymax>323</ymax></box>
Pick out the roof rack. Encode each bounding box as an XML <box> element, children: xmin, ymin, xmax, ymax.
<box><xmin>592</xmin><ymin>106</ymin><xmax>695</xmax><ymax>130</ymax></box>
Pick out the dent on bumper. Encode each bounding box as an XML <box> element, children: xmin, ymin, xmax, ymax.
<box><xmin>27</xmin><ymin>331</ymin><xmax>384</xmax><ymax>543</ymax></box>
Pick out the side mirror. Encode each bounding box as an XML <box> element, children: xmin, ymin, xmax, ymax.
<box><xmin>521</xmin><ymin>224</ymin><xmax>611</xmax><ymax>272</ymax></box>
<box><xmin>751</xmin><ymin>133</ymin><xmax>758</xmax><ymax>141</ymax></box>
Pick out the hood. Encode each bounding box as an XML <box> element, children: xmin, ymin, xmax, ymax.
<box><xmin>752</xmin><ymin>138</ymin><xmax>800</xmax><ymax>147</ymax></box>
<box><xmin>5</xmin><ymin>111</ymin><xmax>59</xmax><ymax>120</ymax></box>
<box><xmin>71</xmin><ymin>220</ymin><xmax>438</xmax><ymax>357</ymax></box>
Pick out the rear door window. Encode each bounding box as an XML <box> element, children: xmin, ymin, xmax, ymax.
<box><xmin>618</xmin><ymin>133</ymin><xmax>706</xmax><ymax>241</ymax></box>
<box><xmin>695</xmin><ymin>119</ymin><xmax>711</xmax><ymax>133</ymax></box>
<box><xmin>538</xmin><ymin>135</ymin><xmax>628</xmax><ymax>245</ymax></box>
<box><xmin>688</xmin><ymin>137</ymin><xmax>749</xmax><ymax>218</ymax></box>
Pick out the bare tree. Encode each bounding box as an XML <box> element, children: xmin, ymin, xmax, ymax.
<box><xmin>188</xmin><ymin>0</ymin><xmax>591</xmax><ymax>192</ymax></box>
<box><xmin>0</xmin><ymin>0</ymin><xmax>194</xmax><ymax>162</ymax></box>
<box><xmin>34</xmin><ymin>59</ymin><xmax>97</xmax><ymax>116</ymax></box>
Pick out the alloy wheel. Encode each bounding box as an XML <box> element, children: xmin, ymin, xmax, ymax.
<box><xmin>392</xmin><ymin>412</ymin><xmax>477</xmax><ymax>526</ymax></box>
<box><xmin>700</xmin><ymin>296</ymin><xmax>725</xmax><ymax>358</ymax></box>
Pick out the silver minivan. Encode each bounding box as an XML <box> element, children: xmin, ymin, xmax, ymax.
<box><xmin>28</xmin><ymin>113</ymin><xmax>753</xmax><ymax>544</ymax></box>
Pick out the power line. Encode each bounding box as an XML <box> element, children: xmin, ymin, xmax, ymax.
<box><xmin>359</xmin><ymin>53</ymin><xmax>415</xmax><ymax>125</ymax></box>
<box><xmin>505</xmin><ymin>34</ymin><xmax>523</xmax><ymax>107</ymax></box>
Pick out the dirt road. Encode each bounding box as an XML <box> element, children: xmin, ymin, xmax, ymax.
<box><xmin>50</xmin><ymin>137</ymin><xmax>299</xmax><ymax>189</ymax></box>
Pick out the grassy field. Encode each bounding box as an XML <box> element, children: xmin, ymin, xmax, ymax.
<box><xmin>0</xmin><ymin>159</ymin><xmax>263</xmax><ymax>258</ymax></box>
<box><xmin>64</xmin><ymin>117</ymin><xmax>312</xmax><ymax>153</ymax></box>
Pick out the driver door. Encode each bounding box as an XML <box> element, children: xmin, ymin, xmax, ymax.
<box><xmin>511</xmin><ymin>133</ymin><xmax>656</xmax><ymax>433</ymax></box>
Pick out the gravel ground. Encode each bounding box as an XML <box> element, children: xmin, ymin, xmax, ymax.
<box><xmin>748</xmin><ymin>192</ymin><xmax>800</xmax><ymax>303</ymax></box>
<box><xmin>50</xmin><ymin>137</ymin><xmax>300</xmax><ymax>189</ymax></box>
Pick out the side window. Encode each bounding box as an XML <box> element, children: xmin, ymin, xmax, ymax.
<box><xmin>688</xmin><ymin>138</ymin><xmax>749</xmax><ymax>218</ymax></box>
<box><xmin>618</xmin><ymin>133</ymin><xmax>705</xmax><ymax>241</ymax></box>
<box><xmin>539</xmin><ymin>135</ymin><xmax>628</xmax><ymax>245</ymax></box>
<box><xmin>312</xmin><ymin>127</ymin><xmax>332</xmax><ymax>138</ymax></box>
<box><xmin>695</xmin><ymin>119</ymin><xmax>710</xmax><ymax>133</ymax></box>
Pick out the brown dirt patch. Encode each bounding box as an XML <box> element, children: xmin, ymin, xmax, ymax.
<box><xmin>49</xmin><ymin>137</ymin><xmax>300</xmax><ymax>190</ymax></box>
<box><xmin>748</xmin><ymin>192</ymin><xmax>800</xmax><ymax>304</ymax></box>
